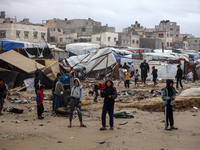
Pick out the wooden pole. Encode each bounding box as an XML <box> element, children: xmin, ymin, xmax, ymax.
<box><xmin>83</xmin><ymin>54</ymin><xmax>108</xmax><ymax>78</ymax></box>
<box><xmin>104</xmin><ymin>54</ymin><xmax>109</xmax><ymax>81</ymax></box>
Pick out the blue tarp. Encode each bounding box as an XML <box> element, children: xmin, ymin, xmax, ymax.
<box><xmin>0</xmin><ymin>41</ymin><xmax>24</xmax><ymax>51</ymax></box>
<box><xmin>188</xmin><ymin>53</ymin><xmax>199</xmax><ymax>61</ymax></box>
<box><xmin>113</xmin><ymin>53</ymin><xmax>125</xmax><ymax>61</ymax></box>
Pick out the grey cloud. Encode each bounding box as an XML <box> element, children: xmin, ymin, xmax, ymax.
<box><xmin>0</xmin><ymin>0</ymin><xmax>200</xmax><ymax>36</ymax></box>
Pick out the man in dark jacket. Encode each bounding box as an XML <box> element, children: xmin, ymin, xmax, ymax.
<box><xmin>52</xmin><ymin>73</ymin><xmax>61</xmax><ymax>110</ymax></box>
<box><xmin>0</xmin><ymin>78</ymin><xmax>6</xmax><ymax>115</ymax></box>
<box><xmin>100</xmin><ymin>79</ymin><xmax>117</xmax><ymax>130</ymax></box>
<box><xmin>140</xmin><ymin>59</ymin><xmax>149</xmax><ymax>84</ymax></box>
<box><xmin>175</xmin><ymin>65</ymin><xmax>183</xmax><ymax>89</ymax></box>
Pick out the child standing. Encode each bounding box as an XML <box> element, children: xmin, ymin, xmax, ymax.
<box><xmin>125</xmin><ymin>70</ymin><xmax>130</xmax><ymax>88</ymax></box>
<box><xmin>100</xmin><ymin>79</ymin><xmax>117</xmax><ymax>130</ymax></box>
<box><xmin>68</xmin><ymin>78</ymin><xmax>86</xmax><ymax>128</ymax></box>
<box><xmin>93</xmin><ymin>83</ymin><xmax>106</xmax><ymax>102</ymax></box>
<box><xmin>0</xmin><ymin>78</ymin><xmax>6</xmax><ymax>115</ymax></box>
<box><xmin>134</xmin><ymin>69</ymin><xmax>140</xmax><ymax>87</ymax></box>
<box><xmin>161</xmin><ymin>80</ymin><xmax>178</xmax><ymax>130</ymax></box>
<box><xmin>36</xmin><ymin>85</ymin><xmax>45</xmax><ymax>119</ymax></box>
<box><xmin>151</xmin><ymin>66</ymin><xmax>158</xmax><ymax>86</ymax></box>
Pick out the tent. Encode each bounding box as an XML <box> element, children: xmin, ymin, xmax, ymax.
<box><xmin>0</xmin><ymin>70</ymin><xmax>33</xmax><ymax>89</ymax></box>
<box><xmin>0</xmin><ymin>40</ymin><xmax>24</xmax><ymax>51</ymax></box>
<box><xmin>0</xmin><ymin>40</ymin><xmax>40</xmax><ymax>51</ymax></box>
<box><xmin>0</xmin><ymin>50</ymin><xmax>45</xmax><ymax>74</ymax></box>
<box><xmin>66</xmin><ymin>43</ymin><xmax>100</xmax><ymax>56</ymax></box>
<box><xmin>67</xmin><ymin>48</ymin><xmax>117</xmax><ymax>77</ymax></box>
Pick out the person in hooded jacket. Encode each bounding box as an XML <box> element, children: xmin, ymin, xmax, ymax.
<box><xmin>54</xmin><ymin>76</ymin><xmax>64</xmax><ymax>111</ymax></box>
<box><xmin>151</xmin><ymin>66</ymin><xmax>158</xmax><ymax>86</ymax></box>
<box><xmin>161</xmin><ymin>79</ymin><xmax>178</xmax><ymax>130</ymax></box>
<box><xmin>100</xmin><ymin>79</ymin><xmax>117</xmax><ymax>130</ymax></box>
<box><xmin>68</xmin><ymin>78</ymin><xmax>86</xmax><ymax>128</ymax></box>
<box><xmin>34</xmin><ymin>70</ymin><xmax>40</xmax><ymax>95</ymax></box>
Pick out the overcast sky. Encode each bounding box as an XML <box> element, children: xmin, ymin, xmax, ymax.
<box><xmin>0</xmin><ymin>0</ymin><xmax>200</xmax><ymax>37</ymax></box>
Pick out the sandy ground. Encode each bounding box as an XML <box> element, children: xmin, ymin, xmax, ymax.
<box><xmin>0</xmin><ymin>80</ymin><xmax>200</xmax><ymax>150</ymax></box>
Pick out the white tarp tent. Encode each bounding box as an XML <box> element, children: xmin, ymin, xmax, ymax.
<box><xmin>66</xmin><ymin>43</ymin><xmax>100</xmax><ymax>56</ymax></box>
<box><xmin>120</xmin><ymin>58</ymin><xmax>181</xmax><ymax>79</ymax></box>
<box><xmin>67</xmin><ymin>48</ymin><xmax>117</xmax><ymax>74</ymax></box>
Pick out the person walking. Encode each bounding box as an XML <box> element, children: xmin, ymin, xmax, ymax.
<box><xmin>175</xmin><ymin>65</ymin><xmax>183</xmax><ymax>89</ymax></box>
<box><xmin>140</xmin><ymin>59</ymin><xmax>149</xmax><ymax>84</ymax></box>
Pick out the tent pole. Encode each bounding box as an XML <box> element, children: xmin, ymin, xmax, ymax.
<box><xmin>83</xmin><ymin>55</ymin><xmax>108</xmax><ymax>78</ymax></box>
<box><xmin>104</xmin><ymin>54</ymin><xmax>108</xmax><ymax>81</ymax></box>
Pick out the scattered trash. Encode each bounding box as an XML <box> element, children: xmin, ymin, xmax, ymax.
<box><xmin>10</xmin><ymin>98</ymin><xmax>29</xmax><ymax>104</ymax></box>
<box><xmin>8</xmin><ymin>108</ymin><xmax>24</xmax><ymax>114</ymax></box>
<box><xmin>58</xmin><ymin>141</ymin><xmax>63</xmax><ymax>143</ymax></box>
<box><xmin>193</xmin><ymin>106</ymin><xmax>198</xmax><ymax>110</ymax></box>
<box><xmin>119</xmin><ymin>121</ymin><xmax>128</xmax><ymax>125</ymax></box>
<box><xmin>2</xmin><ymin>135</ymin><xmax>8</xmax><ymax>138</ymax></box>
<box><xmin>0</xmin><ymin>132</ymin><xmax>2</xmax><ymax>135</ymax></box>
<box><xmin>71</xmin><ymin>137</ymin><xmax>74</xmax><ymax>139</ymax></box>
<box><xmin>82</xmin><ymin>100</ymin><xmax>88</xmax><ymax>105</ymax></box>
<box><xmin>114</xmin><ymin>112</ymin><xmax>134</xmax><ymax>118</ymax></box>
<box><xmin>99</xmin><ymin>141</ymin><xmax>109</xmax><ymax>144</ymax></box>
<box><xmin>15</xmin><ymin>120</ymin><xmax>20</xmax><ymax>123</ymax></box>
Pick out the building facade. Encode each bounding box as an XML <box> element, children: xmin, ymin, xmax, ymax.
<box><xmin>91</xmin><ymin>32</ymin><xmax>118</xmax><ymax>46</ymax></box>
<box><xmin>0</xmin><ymin>12</ymin><xmax>47</xmax><ymax>43</ymax></box>
<box><xmin>155</xmin><ymin>20</ymin><xmax>180</xmax><ymax>42</ymax></box>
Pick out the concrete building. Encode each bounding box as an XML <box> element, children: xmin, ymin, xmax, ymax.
<box><xmin>91</xmin><ymin>32</ymin><xmax>118</xmax><ymax>46</ymax></box>
<box><xmin>155</xmin><ymin>20</ymin><xmax>180</xmax><ymax>42</ymax></box>
<box><xmin>186</xmin><ymin>37</ymin><xmax>200</xmax><ymax>51</ymax></box>
<box><xmin>118</xmin><ymin>32</ymin><xmax>140</xmax><ymax>48</ymax></box>
<box><xmin>0</xmin><ymin>11</ymin><xmax>47</xmax><ymax>43</ymax></box>
<box><xmin>140</xmin><ymin>38</ymin><xmax>162</xmax><ymax>49</ymax></box>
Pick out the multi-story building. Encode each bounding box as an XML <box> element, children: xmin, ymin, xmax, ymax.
<box><xmin>186</xmin><ymin>37</ymin><xmax>200</xmax><ymax>51</ymax></box>
<box><xmin>91</xmin><ymin>32</ymin><xmax>118</xmax><ymax>46</ymax></box>
<box><xmin>155</xmin><ymin>20</ymin><xmax>180</xmax><ymax>42</ymax></box>
<box><xmin>118</xmin><ymin>32</ymin><xmax>140</xmax><ymax>48</ymax></box>
<box><xmin>0</xmin><ymin>11</ymin><xmax>47</xmax><ymax>43</ymax></box>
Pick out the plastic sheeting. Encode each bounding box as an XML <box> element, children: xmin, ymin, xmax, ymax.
<box><xmin>67</xmin><ymin>48</ymin><xmax>117</xmax><ymax>74</ymax></box>
<box><xmin>24</xmin><ymin>78</ymin><xmax>35</xmax><ymax>91</ymax></box>
<box><xmin>179</xmin><ymin>88</ymin><xmax>200</xmax><ymax>97</ymax></box>
<box><xmin>66</xmin><ymin>43</ymin><xmax>100</xmax><ymax>56</ymax></box>
<box><xmin>120</xmin><ymin>58</ymin><xmax>179</xmax><ymax>79</ymax></box>
<box><xmin>0</xmin><ymin>40</ymin><xmax>24</xmax><ymax>51</ymax></box>
<box><xmin>0</xmin><ymin>40</ymin><xmax>40</xmax><ymax>51</ymax></box>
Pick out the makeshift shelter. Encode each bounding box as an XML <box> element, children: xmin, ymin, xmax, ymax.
<box><xmin>120</xmin><ymin>57</ymin><xmax>187</xmax><ymax>79</ymax></box>
<box><xmin>51</xmin><ymin>47</ymin><xmax>69</xmax><ymax>60</ymax></box>
<box><xmin>0</xmin><ymin>70</ymin><xmax>32</xmax><ymax>89</ymax></box>
<box><xmin>67</xmin><ymin>48</ymin><xmax>117</xmax><ymax>78</ymax></box>
<box><xmin>0</xmin><ymin>50</ymin><xmax>45</xmax><ymax>74</ymax></box>
<box><xmin>66</xmin><ymin>43</ymin><xmax>100</xmax><ymax>56</ymax></box>
<box><xmin>0</xmin><ymin>40</ymin><xmax>40</xmax><ymax>51</ymax></box>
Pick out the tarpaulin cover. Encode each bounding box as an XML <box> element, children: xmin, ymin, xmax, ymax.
<box><xmin>36</xmin><ymin>69</ymin><xmax>53</xmax><ymax>89</ymax></box>
<box><xmin>0</xmin><ymin>71</ymin><xmax>33</xmax><ymax>89</ymax></box>
<box><xmin>120</xmin><ymin>58</ymin><xmax>182</xmax><ymax>79</ymax></box>
<box><xmin>66</xmin><ymin>43</ymin><xmax>100</xmax><ymax>56</ymax></box>
<box><xmin>0</xmin><ymin>40</ymin><xmax>24</xmax><ymax>51</ymax></box>
<box><xmin>0</xmin><ymin>50</ymin><xmax>45</xmax><ymax>74</ymax></box>
<box><xmin>67</xmin><ymin>48</ymin><xmax>117</xmax><ymax>74</ymax></box>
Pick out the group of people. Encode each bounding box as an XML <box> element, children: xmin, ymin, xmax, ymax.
<box><xmin>0</xmin><ymin>59</ymin><xmax>184</xmax><ymax>131</ymax></box>
<box><xmin>117</xmin><ymin>60</ymin><xmax>158</xmax><ymax>88</ymax></box>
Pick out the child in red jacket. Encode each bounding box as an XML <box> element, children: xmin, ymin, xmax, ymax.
<box><xmin>36</xmin><ymin>85</ymin><xmax>45</xmax><ymax>119</ymax></box>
